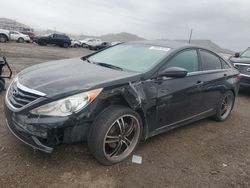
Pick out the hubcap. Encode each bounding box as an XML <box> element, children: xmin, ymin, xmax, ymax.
<box><xmin>0</xmin><ymin>37</ymin><xmax>5</xmax><ymax>42</ymax></box>
<box><xmin>220</xmin><ymin>93</ymin><xmax>233</xmax><ymax>119</ymax></box>
<box><xmin>103</xmin><ymin>114</ymin><xmax>140</xmax><ymax>161</ymax></box>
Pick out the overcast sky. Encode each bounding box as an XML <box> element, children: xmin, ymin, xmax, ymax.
<box><xmin>1</xmin><ymin>0</ymin><xmax>250</xmax><ymax>50</ymax></box>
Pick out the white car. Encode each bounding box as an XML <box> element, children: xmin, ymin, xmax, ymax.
<box><xmin>0</xmin><ymin>29</ymin><xmax>10</xmax><ymax>43</ymax></box>
<box><xmin>9</xmin><ymin>31</ymin><xmax>30</xmax><ymax>43</ymax></box>
<box><xmin>70</xmin><ymin>39</ymin><xmax>81</xmax><ymax>48</ymax></box>
<box><xmin>79</xmin><ymin>38</ymin><xmax>102</xmax><ymax>48</ymax></box>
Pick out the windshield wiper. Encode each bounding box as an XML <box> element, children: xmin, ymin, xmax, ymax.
<box><xmin>84</xmin><ymin>58</ymin><xmax>123</xmax><ymax>71</ymax></box>
<box><xmin>84</xmin><ymin>58</ymin><xmax>93</xmax><ymax>64</ymax></box>
<box><xmin>94</xmin><ymin>62</ymin><xmax>124</xmax><ymax>71</ymax></box>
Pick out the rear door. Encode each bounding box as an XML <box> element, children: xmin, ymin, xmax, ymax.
<box><xmin>155</xmin><ymin>49</ymin><xmax>204</xmax><ymax>129</ymax></box>
<box><xmin>197</xmin><ymin>49</ymin><xmax>233</xmax><ymax>112</ymax></box>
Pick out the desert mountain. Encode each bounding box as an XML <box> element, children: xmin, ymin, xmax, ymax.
<box><xmin>0</xmin><ymin>17</ymin><xmax>234</xmax><ymax>54</ymax></box>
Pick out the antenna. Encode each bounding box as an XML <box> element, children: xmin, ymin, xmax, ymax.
<box><xmin>188</xmin><ymin>29</ymin><xmax>193</xmax><ymax>43</ymax></box>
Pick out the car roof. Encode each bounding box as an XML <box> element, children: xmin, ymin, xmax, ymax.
<box><xmin>127</xmin><ymin>40</ymin><xmax>204</xmax><ymax>50</ymax></box>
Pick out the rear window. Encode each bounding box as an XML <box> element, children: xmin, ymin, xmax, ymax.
<box><xmin>220</xmin><ymin>59</ymin><xmax>231</xmax><ymax>69</ymax></box>
<box><xmin>200</xmin><ymin>50</ymin><xmax>222</xmax><ymax>70</ymax></box>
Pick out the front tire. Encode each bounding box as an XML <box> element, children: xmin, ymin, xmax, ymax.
<box><xmin>88</xmin><ymin>106</ymin><xmax>142</xmax><ymax>165</ymax></box>
<box><xmin>74</xmin><ymin>44</ymin><xmax>79</xmax><ymax>48</ymax></box>
<box><xmin>213</xmin><ymin>90</ymin><xmax>235</xmax><ymax>121</ymax></box>
<box><xmin>38</xmin><ymin>40</ymin><xmax>46</xmax><ymax>46</ymax></box>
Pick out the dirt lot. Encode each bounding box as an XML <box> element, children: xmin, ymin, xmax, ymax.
<box><xmin>0</xmin><ymin>43</ymin><xmax>250</xmax><ymax>188</ymax></box>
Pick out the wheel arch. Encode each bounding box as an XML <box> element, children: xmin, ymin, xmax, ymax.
<box><xmin>0</xmin><ymin>33</ymin><xmax>9</xmax><ymax>41</ymax></box>
<box><xmin>94</xmin><ymin>93</ymin><xmax>148</xmax><ymax>141</ymax></box>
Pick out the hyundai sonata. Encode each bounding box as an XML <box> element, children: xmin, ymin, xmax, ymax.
<box><xmin>5</xmin><ymin>41</ymin><xmax>239</xmax><ymax>165</ymax></box>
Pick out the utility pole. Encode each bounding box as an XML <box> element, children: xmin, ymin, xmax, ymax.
<box><xmin>188</xmin><ymin>29</ymin><xmax>193</xmax><ymax>43</ymax></box>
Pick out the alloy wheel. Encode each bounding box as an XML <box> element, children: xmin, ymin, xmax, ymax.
<box><xmin>103</xmin><ymin>114</ymin><xmax>140</xmax><ymax>162</ymax></box>
<box><xmin>0</xmin><ymin>36</ymin><xmax>6</xmax><ymax>43</ymax></box>
<box><xmin>220</xmin><ymin>93</ymin><xmax>233</xmax><ymax>119</ymax></box>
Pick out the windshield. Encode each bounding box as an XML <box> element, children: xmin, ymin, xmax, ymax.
<box><xmin>241</xmin><ymin>48</ymin><xmax>250</xmax><ymax>58</ymax></box>
<box><xmin>87</xmin><ymin>44</ymin><xmax>171</xmax><ymax>72</ymax></box>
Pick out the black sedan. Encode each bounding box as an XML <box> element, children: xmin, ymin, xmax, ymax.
<box><xmin>5</xmin><ymin>41</ymin><xmax>239</xmax><ymax>165</ymax></box>
<box><xmin>229</xmin><ymin>47</ymin><xmax>250</xmax><ymax>88</ymax></box>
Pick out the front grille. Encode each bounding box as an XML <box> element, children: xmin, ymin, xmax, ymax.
<box><xmin>234</xmin><ymin>64</ymin><xmax>250</xmax><ymax>75</ymax></box>
<box><xmin>8</xmin><ymin>81</ymin><xmax>44</xmax><ymax>109</ymax></box>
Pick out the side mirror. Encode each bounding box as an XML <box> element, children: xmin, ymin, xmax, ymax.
<box><xmin>158</xmin><ymin>67</ymin><xmax>188</xmax><ymax>78</ymax></box>
<box><xmin>234</xmin><ymin>52</ymin><xmax>240</xmax><ymax>58</ymax></box>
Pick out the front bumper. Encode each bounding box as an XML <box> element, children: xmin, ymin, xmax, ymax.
<box><xmin>5</xmin><ymin>119</ymin><xmax>53</xmax><ymax>153</ymax></box>
<box><xmin>4</xmin><ymin>102</ymin><xmax>91</xmax><ymax>153</ymax></box>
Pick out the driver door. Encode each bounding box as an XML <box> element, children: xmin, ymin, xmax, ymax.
<box><xmin>155</xmin><ymin>49</ymin><xmax>204</xmax><ymax>129</ymax></box>
<box><xmin>49</xmin><ymin>34</ymin><xmax>57</xmax><ymax>44</ymax></box>
<box><xmin>10</xmin><ymin>31</ymin><xmax>19</xmax><ymax>40</ymax></box>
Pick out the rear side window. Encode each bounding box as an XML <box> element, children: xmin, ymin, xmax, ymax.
<box><xmin>200</xmin><ymin>50</ymin><xmax>222</xmax><ymax>70</ymax></box>
<box><xmin>220</xmin><ymin>59</ymin><xmax>231</xmax><ymax>69</ymax></box>
<box><xmin>164</xmin><ymin>50</ymin><xmax>199</xmax><ymax>72</ymax></box>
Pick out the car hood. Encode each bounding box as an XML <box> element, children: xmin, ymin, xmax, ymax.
<box><xmin>17</xmin><ymin>58</ymin><xmax>140</xmax><ymax>98</ymax></box>
<box><xmin>230</xmin><ymin>57</ymin><xmax>250</xmax><ymax>64</ymax></box>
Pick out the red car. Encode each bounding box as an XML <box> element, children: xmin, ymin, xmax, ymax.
<box><xmin>21</xmin><ymin>31</ymin><xmax>35</xmax><ymax>41</ymax></box>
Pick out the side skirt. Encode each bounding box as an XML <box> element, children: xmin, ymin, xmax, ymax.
<box><xmin>148</xmin><ymin>109</ymin><xmax>215</xmax><ymax>138</ymax></box>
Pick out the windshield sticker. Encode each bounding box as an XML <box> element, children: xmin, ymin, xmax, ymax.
<box><xmin>149</xmin><ymin>46</ymin><xmax>170</xmax><ymax>52</ymax></box>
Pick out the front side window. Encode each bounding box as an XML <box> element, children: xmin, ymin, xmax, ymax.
<box><xmin>200</xmin><ymin>50</ymin><xmax>222</xmax><ymax>70</ymax></box>
<box><xmin>87</xmin><ymin>44</ymin><xmax>171</xmax><ymax>72</ymax></box>
<box><xmin>164</xmin><ymin>50</ymin><xmax>199</xmax><ymax>72</ymax></box>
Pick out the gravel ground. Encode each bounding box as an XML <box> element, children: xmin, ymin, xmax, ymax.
<box><xmin>0</xmin><ymin>43</ymin><xmax>250</xmax><ymax>188</ymax></box>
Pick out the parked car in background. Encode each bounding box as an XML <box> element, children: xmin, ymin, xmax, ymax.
<box><xmin>229</xmin><ymin>47</ymin><xmax>250</xmax><ymax>88</ymax></box>
<box><xmin>80</xmin><ymin>38</ymin><xmax>102</xmax><ymax>48</ymax></box>
<box><xmin>5</xmin><ymin>41</ymin><xmax>239</xmax><ymax>165</ymax></box>
<box><xmin>9</xmin><ymin>31</ymin><xmax>31</xmax><ymax>43</ymax></box>
<box><xmin>89</xmin><ymin>42</ymin><xmax>111</xmax><ymax>50</ymax></box>
<box><xmin>33</xmin><ymin>33</ymin><xmax>71</xmax><ymax>48</ymax></box>
<box><xmin>79</xmin><ymin>38</ymin><xmax>91</xmax><ymax>47</ymax></box>
<box><xmin>0</xmin><ymin>29</ymin><xmax>10</xmax><ymax>43</ymax></box>
<box><xmin>70</xmin><ymin>39</ymin><xmax>81</xmax><ymax>48</ymax></box>
<box><xmin>21</xmin><ymin>31</ymin><xmax>36</xmax><ymax>41</ymax></box>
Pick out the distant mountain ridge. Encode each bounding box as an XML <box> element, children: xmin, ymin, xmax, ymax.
<box><xmin>0</xmin><ymin>17</ymin><xmax>33</xmax><ymax>31</ymax></box>
<box><xmin>99</xmin><ymin>32</ymin><xmax>145</xmax><ymax>42</ymax></box>
<box><xmin>1</xmin><ymin>17</ymin><xmax>234</xmax><ymax>54</ymax></box>
<box><xmin>176</xmin><ymin>39</ymin><xmax>234</xmax><ymax>54</ymax></box>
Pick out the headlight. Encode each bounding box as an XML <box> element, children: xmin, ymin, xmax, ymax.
<box><xmin>30</xmin><ymin>88</ymin><xmax>103</xmax><ymax>116</ymax></box>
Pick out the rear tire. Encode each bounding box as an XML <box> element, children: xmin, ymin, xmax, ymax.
<box><xmin>0</xmin><ymin>78</ymin><xmax>5</xmax><ymax>92</ymax></box>
<box><xmin>62</xmin><ymin>43</ymin><xmax>69</xmax><ymax>48</ymax></box>
<box><xmin>0</xmin><ymin>34</ymin><xmax>7</xmax><ymax>43</ymax></box>
<box><xmin>212</xmin><ymin>90</ymin><xmax>235</xmax><ymax>121</ymax></box>
<box><xmin>17</xmin><ymin>38</ymin><xmax>24</xmax><ymax>43</ymax></box>
<box><xmin>88</xmin><ymin>106</ymin><xmax>142</xmax><ymax>165</ymax></box>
